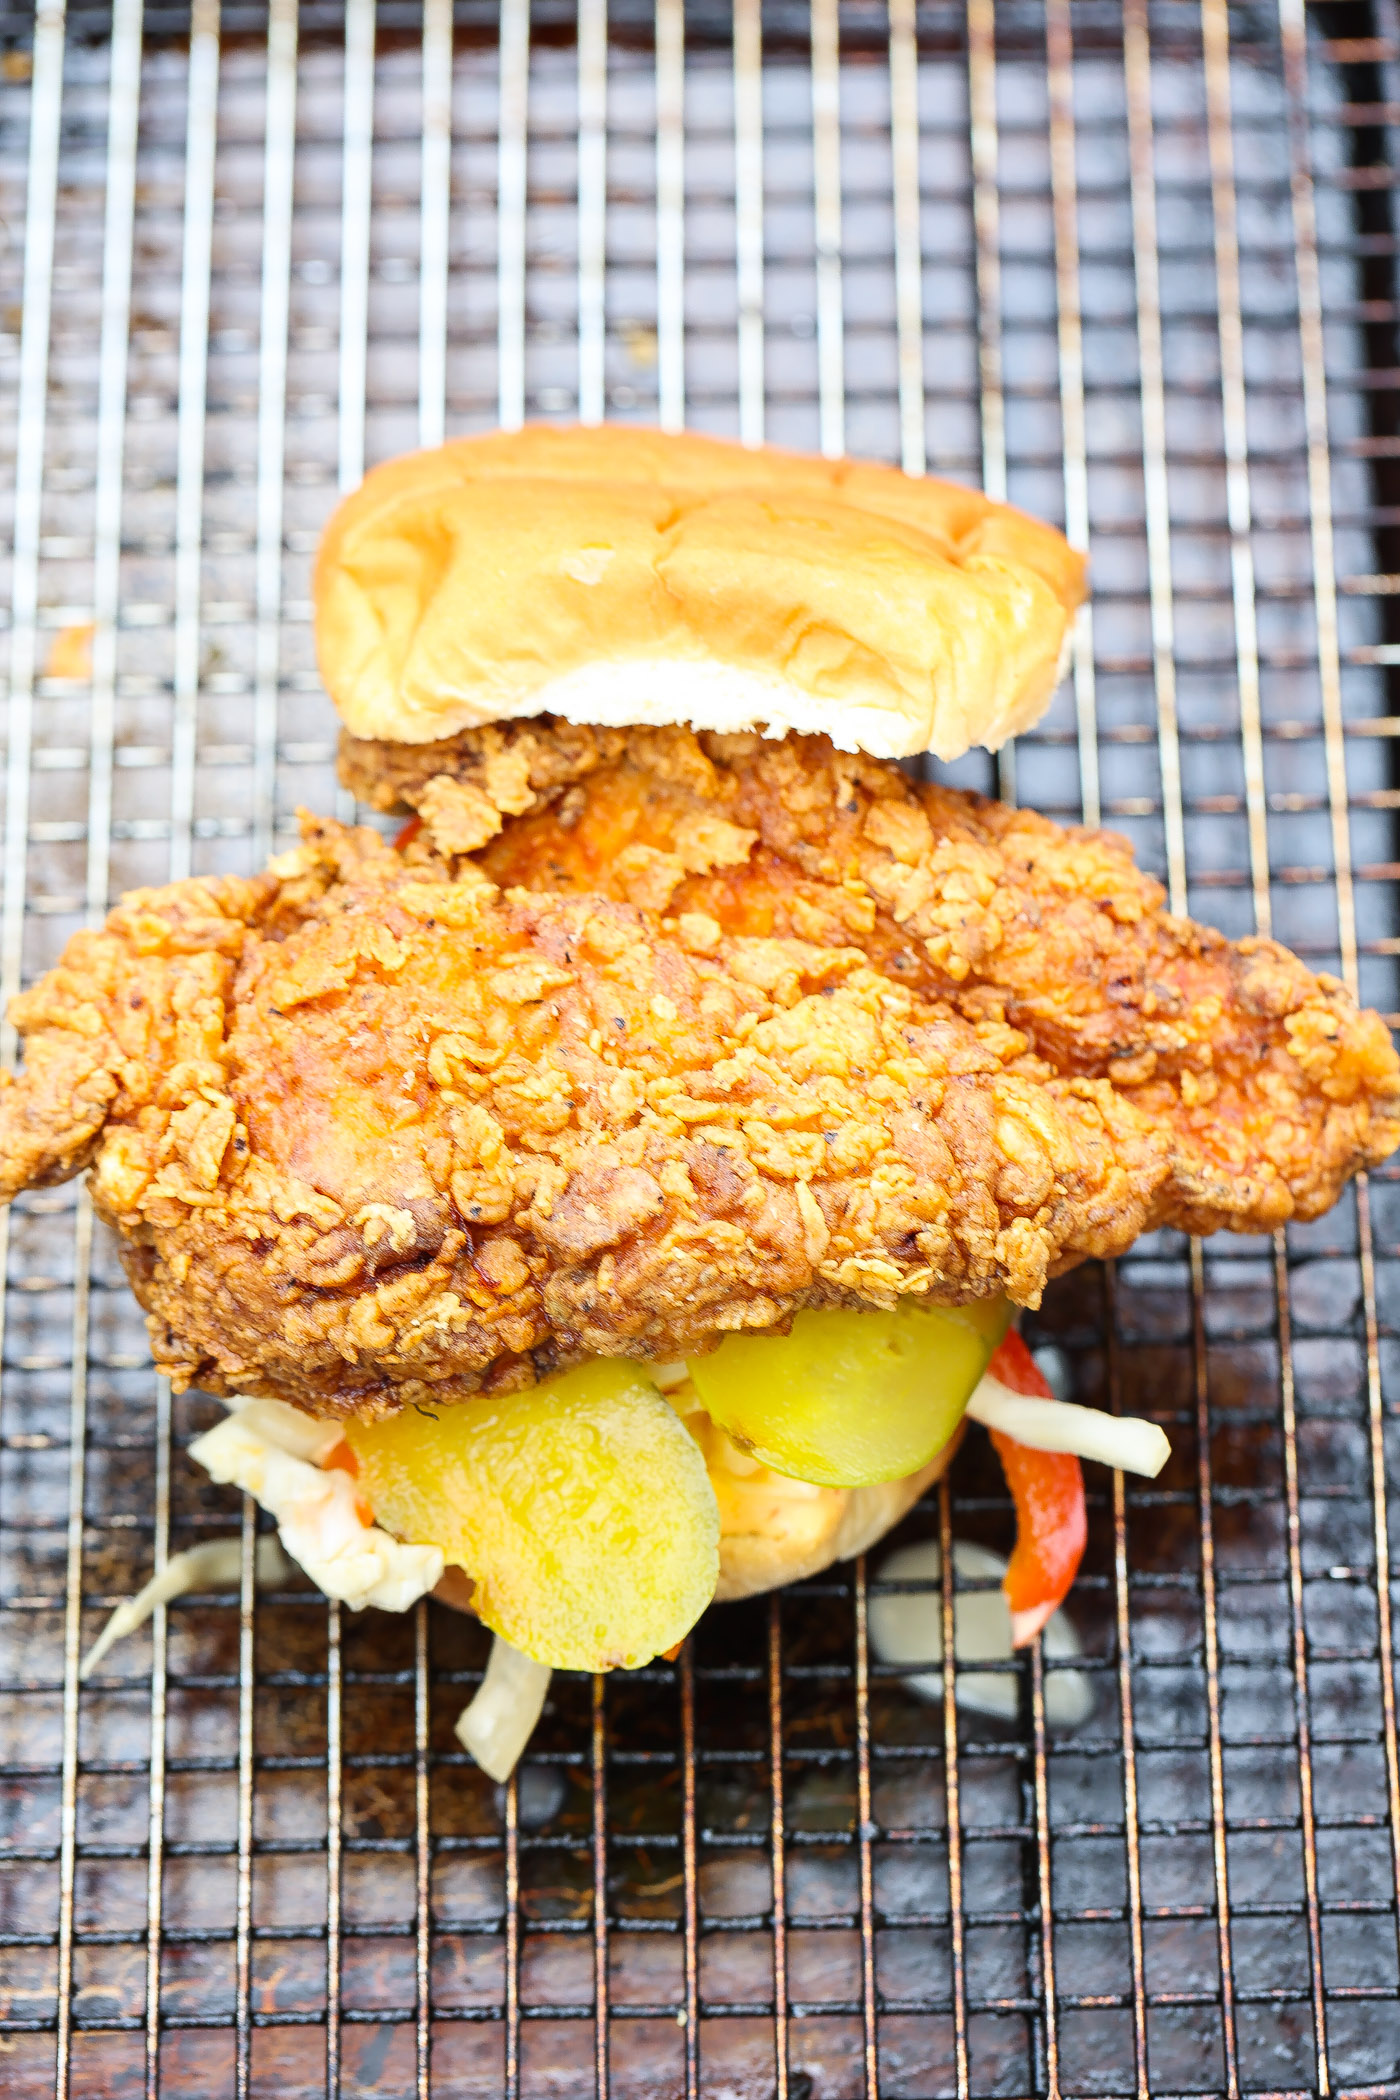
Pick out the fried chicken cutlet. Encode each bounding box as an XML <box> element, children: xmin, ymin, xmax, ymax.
<box><xmin>1</xmin><ymin>728</ymin><xmax>1396</xmax><ymax>1418</ymax></box>
<box><xmin>346</xmin><ymin>720</ymin><xmax>1400</xmax><ymax>1236</ymax></box>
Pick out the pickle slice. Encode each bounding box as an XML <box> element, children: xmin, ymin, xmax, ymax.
<box><xmin>345</xmin><ymin>1360</ymin><xmax>720</xmax><ymax>1670</ymax></box>
<box><xmin>686</xmin><ymin>1297</ymin><xmax>1012</xmax><ymax>1488</ymax></box>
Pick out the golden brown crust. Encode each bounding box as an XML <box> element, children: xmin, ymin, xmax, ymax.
<box><xmin>314</xmin><ymin>426</ymin><xmax>1085</xmax><ymax>761</ymax></box>
<box><xmin>2</xmin><ymin>734</ymin><xmax>1396</xmax><ymax>1417</ymax></box>
<box><xmin>339</xmin><ymin>717</ymin><xmax>624</xmax><ymax>823</ymax></box>
<box><xmin>354</xmin><ymin>721</ymin><xmax>1400</xmax><ymax>1245</ymax></box>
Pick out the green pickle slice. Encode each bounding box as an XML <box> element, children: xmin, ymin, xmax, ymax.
<box><xmin>687</xmin><ymin>1297</ymin><xmax>1012</xmax><ymax>1487</ymax></box>
<box><xmin>345</xmin><ymin>1360</ymin><xmax>720</xmax><ymax>1671</ymax></box>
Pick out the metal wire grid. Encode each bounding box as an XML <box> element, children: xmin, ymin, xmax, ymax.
<box><xmin>0</xmin><ymin>3</ymin><xmax>1399</xmax><ymax>2095</ymax></box>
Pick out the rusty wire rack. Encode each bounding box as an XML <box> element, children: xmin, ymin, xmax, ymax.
<box><xmin>0</xmin><ymin>2</ymin><xmax>1399</xmax><ymax>2096</ymax></box>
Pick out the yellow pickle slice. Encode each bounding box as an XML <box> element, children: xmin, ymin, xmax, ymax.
<box><xmin>346</xmin><ymin>1359</ymin><xmax>720</xmax><ymax>1671</ymax></box>
<box><xmin>686</xmin><ymin>1297</ymin><xmax>1012</xmax><ymax>1488</ymax></box>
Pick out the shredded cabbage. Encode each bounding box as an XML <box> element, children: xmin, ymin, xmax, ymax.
<box><xmin>81</xmin><ymin>1535</ymin><xmax>290</xmax><ymax>1680</ymax></box>
<box><xmin>455</xmin><ymin>1633</ymin><xmax>553</xmax><ymax>1781</ymax></box>
<box><xmin>966</xmin><ymin>1374</ymin><xmax>1169</xmax><ymax>1477</ymax></box>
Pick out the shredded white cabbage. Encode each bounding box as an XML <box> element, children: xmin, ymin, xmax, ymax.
<box><xmin>81</xmin><ymin>1535</ymin><xmax>291</xmax><ymax>1681</ymax></box>
<box><xmin>455</xmin><ymin>1633</ymin><xmax>553</xmax><ymax>1782</ymax></box>
<box><xmin>226</xmin><ymin>1395</ymin><xmax>345</xmax><ymax>1465</ymax></box>
<box><xmin>870</xmin><ymin>1537</ymin><xmax>1094</xmax><ymax>1727</ymax></box>
<box><xmin>189</xmin><ymin>1410</ymin><xmax>444</xmax><ymax>1612</ymax></box>
<box><xmin>966</xmin><ymin>1373</ymin><xmax>1170</xmax><ymax>1477</ymax></box>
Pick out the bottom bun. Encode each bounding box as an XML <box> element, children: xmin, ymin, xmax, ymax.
<box><xmin>430</xmin><ymin>1422</ymin><xmax>963</xmax><ymax>1627</ymax></box>
<box><xmin>711</xmin><ymin>1421</ymin><xmax>963</xmax><ymax>1604</ymax></box>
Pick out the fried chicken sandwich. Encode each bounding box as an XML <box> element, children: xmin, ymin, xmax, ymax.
<box><xmin>5</xmin><ymin>428</ymin><xmax>1397</xmax><ymax>1770</ymax></box>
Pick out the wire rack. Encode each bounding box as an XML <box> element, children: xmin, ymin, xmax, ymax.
<box><xmin>1</xmin><ymin>2</ymin><xmax>1399</xmax><ymax>2095</ymax></box>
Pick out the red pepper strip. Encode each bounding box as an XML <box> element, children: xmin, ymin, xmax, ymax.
<box><xmin>394</xmin><ymin>812</ymin><xmax>424</xmax><ymax>852</ymax></box>
<box><xmin>984</xmin><ymin>1331</ymin><xmax>1087</xmax><ymax>1648</ymax></box>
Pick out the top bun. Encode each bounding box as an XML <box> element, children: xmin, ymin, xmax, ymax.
<box><xmin>314</xmin><ymin>425</ymin><xmax>1085</xmax><ymax>762</ymax></box>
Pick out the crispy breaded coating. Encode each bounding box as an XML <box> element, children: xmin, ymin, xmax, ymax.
<box><xmin>351</xmin><ymin>720</ymin><xmax>1400</xmax><ymax>1239</ymax></box>
<box><xmin>0</xmin><ymin>731</ymin><xmax>1395</xmax><ymax>1417</ymax></box>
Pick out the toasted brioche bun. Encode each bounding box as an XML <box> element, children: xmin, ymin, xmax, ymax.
<box><xmin>315</xmin><ymin>426</ymin><xmax>1084</xmax><ymax>763</ymax></box>
<box><xmin>431</xmin><ymin>1423</ymin><xmax>960</xmax><ymax>1626</ymax></box>
<box><xmin>711</xmin><ymin>1426</ymin><xmax>961</xmax><ymax>1604</ymax></box>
